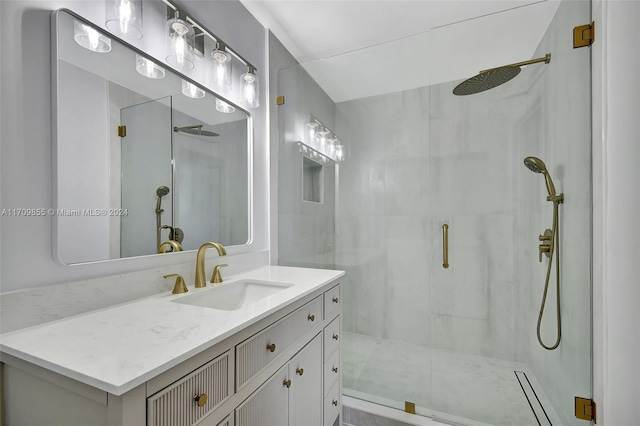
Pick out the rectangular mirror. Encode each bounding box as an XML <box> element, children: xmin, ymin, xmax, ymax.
<box><xmin>53</xmin><ymin>9</ymin><xmax>251</xmax><ymax>265</ymax></box>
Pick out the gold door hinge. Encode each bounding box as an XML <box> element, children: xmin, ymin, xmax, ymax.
<box><xmin>574</xmin><ymin>22</ymin><xmax>595</xmax><ymax>48</ymax></box>
<box><xmin>575</xmin><ymin>397</ymin><xmax>596</xmax><ymax>422</ymax></box>
<box><xmin>404</xmin><ymin>401</ymin><xmax>416</xmax><ymax>414</ymax></box>
<box><xmin>276</xmin><ymin>95</ymin><xmax>285</xmax><ymax>105</ymax></box>
<box><xmin>118</xmin><ymin>125</ymin><xmax>127</xmax><ymax>137</ymax></box>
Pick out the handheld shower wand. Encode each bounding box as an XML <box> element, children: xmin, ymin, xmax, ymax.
<box><xmin>524</xmin><ymin>157</ymin><xmax>564</xmax><ymax>350</ymax></box>
<box><xmin>155</xmin><ymin>186</ymin><xmax>170</xmax><ymax>249</ymax></box>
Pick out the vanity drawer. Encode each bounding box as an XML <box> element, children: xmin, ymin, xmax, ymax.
<box><xmin>323</xmin><ymin>316</ymin><xmax>341</xmax><ymax>361</ymax></box>
<box><xmin>323</xmin><ymin>284</ymin><xmax>341</xmax><ymax>319</ymax></box>
<box><xmin>236</xmin><ymin>296</ymin><xmax>322</xmax><ymax>389</ymax></box>
<box><xmin>323</xmin><ymin>348</ymin><xmax>340</xmax><ymax>395</ymax></box>
<box><xmin>147</xmin><ymin>351</ymin><xmax>231</xmax><ymax>426</ymax></box>
<box><xmin>323</xmin><ymin>379</ymin><xmax>341</xmax><ymax>426</ymax></box>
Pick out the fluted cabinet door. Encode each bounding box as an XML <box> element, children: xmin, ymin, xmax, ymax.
<box><xmin>289</xmin><ymin>334</ymin><xmax>323</xmax><ymax>426</ymax></box>
<box><xmin>235</xmin><ymin>364</ymin><xmax>288</xmax><ymax>426</ymax></box>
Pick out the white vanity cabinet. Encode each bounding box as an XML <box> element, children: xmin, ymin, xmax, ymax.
<box><xmin>0</xmin><ymin>277</ymin><xmax>342</xmax><ymax>426</ymax></box>
<box><xmin>236</xmin><ymin>333</ymin><xmax>322</xmax><ymax>426</ymax></box>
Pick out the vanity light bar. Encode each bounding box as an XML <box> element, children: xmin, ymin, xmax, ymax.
<box><xmin>162</xmin><ymin>0</ymin><xmax>257</xmax><ymax>72</ymax></box>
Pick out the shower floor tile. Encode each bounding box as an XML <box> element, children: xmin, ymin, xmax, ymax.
<box><xmin>342</xmin><ymin>331</ymin><xmax>563</xmax><ymax>426</ymax></box>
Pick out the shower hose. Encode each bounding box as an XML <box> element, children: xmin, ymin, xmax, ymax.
<box><xmin>536</xmin><ymin>201</ymin><xmax>561</xmax><ymax>350</ymax></box>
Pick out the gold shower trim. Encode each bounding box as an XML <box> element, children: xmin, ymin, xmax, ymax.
<box><xmin>442</xmin><ymin>224</ymin><xmax>449</xmax><ymax>269</ymax></box>
<box><xmin>480</xmin><ymin>53</ymin><xmax>551</xmax><ymax>74</ymax></box>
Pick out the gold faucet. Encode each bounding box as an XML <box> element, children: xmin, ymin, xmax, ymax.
<box><xmin>195</xmin><ymin>242</ymin><xmax>226</xmax><ymax>288</ymax></box>
<box><xmin>158</xmin><ymin>240</ymin><xmax>183</xmax><ymax>253</ymax></box>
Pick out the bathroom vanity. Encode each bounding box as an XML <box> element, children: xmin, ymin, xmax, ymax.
<box><xmin>0</xmin><ymin>266</ymin><xmax>343</xmax><ymax>426</ymax></box>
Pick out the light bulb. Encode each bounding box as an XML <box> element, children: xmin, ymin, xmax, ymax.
<box><xmin>211</xmin><ymin>45</ymin><xmax>232</xmax><ymax>88</ymax></box>
<box><xmin>74</xmin><ymin>20</ymin><xmax>111</xmax><ymax>53</ymax></box>
<box><xmin>166</xmin><ymin>13</ymin><xmax>195</xmax><ymax>70</ymax></box>
<box><xmin>106</xmin><ymin>0</ymin><xmax>142</xmax><ymax>40</ymax></box>
<box><xmin>182</xmin><ymin>80</ymin><xmax>205</xmax><ymax>99</ymax></box>
<box><xmin>242</xmin><ymin>68</ymin><xmax>259</xmax><ymax>108</ymax></box>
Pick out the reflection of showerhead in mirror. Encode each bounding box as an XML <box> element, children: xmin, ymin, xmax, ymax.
<box><xmin>173</xmin><ymin>125</ymin><xmax>219</xmax><ymax>137</ymax></box>
<box><xmin>524</xmin><ymin>156</ymin><xmax>557</xmax><ymax>197</ymax></box>
<box><xmin>156</xmin><ymin>186</ymin><xmax>170</xmax><ymax>214</ymax></box>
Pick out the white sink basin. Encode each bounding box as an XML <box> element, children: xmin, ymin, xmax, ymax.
<box><xmin>171</xmin><ymin>279</ymin><xmax>293</xmax><ymax>311</ymax></box>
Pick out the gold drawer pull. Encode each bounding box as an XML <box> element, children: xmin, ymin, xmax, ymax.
<box><xmin>308</xmin><ymin>314</ymin><xmax>315</xmax><ymax>321</ymax></box>
<box><xmin>266</xmin><ymin>343</ymin><xmax>276</xmax><ymax>352</ymax></box>
<box><xmin>332</xmin><ymin>366</ymin><xmax>339</xmax><ymax>373</ymax></box>
<box><xmin>296</xmin><ymin>367</ymin><xmax>304</xmax><ymax>376</ymax></box>
<box><xmin>283</xmin><ymin>379</ymin><xmax>292</xmax><ymax>388</ymax></box>
<box><xmin>332</xmin><ymin>334</ymin><xmax>339</xmax><ymax>341</ymax></box>
<box><xmin>332</xmin><ymin>399</ymin><xmax>339</xmax><ymax>406</ymax></box>
<box><xmin>332</xmin><ymin>297</ymin><xmax>339</xmax><ymax>303</ymax></box>
<box><xmin>194</xmin><ymin>393</ymin><xmax>208</xmax><ymax>407</ymax></box>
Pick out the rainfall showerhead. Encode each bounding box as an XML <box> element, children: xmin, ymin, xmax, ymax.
<box><xmin>453</xmin><ymin>53</ymin><xmax>551</xmax><ymax>96</ymax></box>
<box><xmin>524</xmin><ymin>156</ymin><xmax>557</xmax><ymax>198</ymax></box>
<box><xmin>173</xmin><ymin>125</ymin><xmax>219</xmax><ymax>137</ymax></box>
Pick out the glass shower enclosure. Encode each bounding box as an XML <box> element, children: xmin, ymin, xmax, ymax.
<box><xmin>277</xmin><ymin>0</ymin><xmax>591</xmax><ymax>424</ymax></box>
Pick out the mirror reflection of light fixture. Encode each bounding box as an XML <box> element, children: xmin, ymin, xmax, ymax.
<box><xmin>335</xmin><ymin>143</ymin><xmax>345</xmax><ymax>162</ymax></box>
<box><xmin>182</xmin><ymin>80</ymin><xmax>205</xmax><ymax>98</ymax></box>
<box><xmin>215</xmin><ymin>98</ymin><xmax>236</xmax><ymax>114</ymax></box>
<box><xmin>74</xmin><ymin>20</ymin><xmax>111</xmax><ymax>53</ymax></box>
<box><xmin>105</xmin><ymin>0</ymin><xmax>143</xmax><ymax>40</ymax></box>
<box><xmin>242</xmin><ymin>66</ymin><xmax>259</xmax><ymax>108</ymax></box>
<box><xmin>136</xmin><ymin>54</ymin><xmax>165</xmax><ymax>79</ymax></box>
<box><xmin>211</xmin><ymin>42</ymin><xmax>232</xmax><ymax>88</ymax></box>
<box><xmin>166</xmin><ymin>10</ymin><xmax>195</xmax><ymax>70</ymax></box>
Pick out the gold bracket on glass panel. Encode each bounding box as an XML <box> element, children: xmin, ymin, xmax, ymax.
<box><xmin>442</xmin><ymin>224</ymin><xmax>449</xmax><ymax>269</ymax></box>
<box><xmin>575</xmin><ymin>397</ymin><xmax>596</xmax><ymax>422</ymax></box>
<box><xmin>276</xmin><ymin>95</ymin><xmax>285</xmax><ymax>105</ymax></box>
<box><xmin>573</xmin><ymin>22</ymin><xmax>595</xmax><ymax>48</ymax></box>
<box><xmin>404</xmin><ymin>401</ymin><xmax>416</xmax><ymax>414</ymax></box>
<box><xmin>118</xmin><ymin>125</ymin><xmax>126</xmax><ymax>137</ymax></box>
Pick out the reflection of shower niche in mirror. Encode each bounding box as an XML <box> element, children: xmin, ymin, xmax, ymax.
<box><xmin>53</xmin><ymin>10</ymin><xmax>250</xmax><ymax>264</ymax></box>
<box><xmin>302</xmin><ymin>157</ymin><xmax>324</xmax><ymax>203</ymax></box>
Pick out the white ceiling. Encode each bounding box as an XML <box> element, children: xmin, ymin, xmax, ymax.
<box><xmin>240</xmin><ymin>0</ymin><xmax>560</xmax><ymax>102</ymax></box>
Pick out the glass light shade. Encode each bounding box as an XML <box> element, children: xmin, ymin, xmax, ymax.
<box><xmin>211</xmin><ymin>47</ymin><xmax>232</xmax><ymax>88</ymax></box>
<box><xmin>182</xmin><ymin>80</ymin><xmax>205</xmax><ymax>99</ymax></box>
<box><xmin>242</xmin><ymin>69</ymin><xmax>259</xmax><ymax>108</ymax></box>
<box><xmin>307</xmin><ymin>122</ymin><xmax>319</xmax><ymax>147</ymax></box>
<box><xmin>105</xmin><ymin>0</ymin><xmax>143</xmax><ymax>40</ymax></box>
<box><xmin>74</xmin><ymin>20</ymin><xmax>111</xmax><ymax>53</ymax></box>
<box><xmin>326</xmin><ymin>138</ymin><xmax>336</xmax><ymax>159</ymax></box>
<box><xmin>335</xmin><ymin>143</ymin><xmax>345</xmax><ymax>162</ymax></box>
<box><xmin>136</xmin><ymin>54</ymin><xmax>165</xmax><ymax>79</ymax></box>
<box><xmin>317</xmin><ymin>130</ymin><xmax>330</xmax><ymax>153</ymax></box>
<box><xmin>166</xmin><ymin>15</ymin><xmax>195</xmax><ymax>70</ymax></box>
<box><xmin>215</xmin><ymin>98</ymin><xmax>236</xmax><ymax>113</ymax></box>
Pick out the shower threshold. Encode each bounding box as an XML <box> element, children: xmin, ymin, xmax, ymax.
<box><xmin>342</xmin><ymin>331</ymin><xmax>563</xmax><ymax>426</ymax></box>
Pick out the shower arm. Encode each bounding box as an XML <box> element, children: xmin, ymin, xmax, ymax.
<box><xmin>480</xmin><ymin>53</ymin><xmax>551</xmax><ymax>74</ymax></box>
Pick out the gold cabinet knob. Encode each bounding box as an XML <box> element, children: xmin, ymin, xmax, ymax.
<box><xmin>332</xmin><ymin>366</ymin><xmax>338</xmax><ymax>373</ymax></box>
<box><xmin>194</xmin><ymin>393</ymin><xmax>208</xmax><ymax>407</ymax></box>
<box><xmin>308</xmin><ymin>314</ymin><xmax>315</xmax><ymax>322</ymax></box>
<box><xmin>332</xmin><ymin>297</ymin><xmax>339</xmax><ymax>304</ymax></box>
<box><xmin>283</xmin><ymin>379</ymin><xmax>292</xmax><ymax>388</ymax></box>
<box><xmin>332</xmin><ymin>400</ymin><xmax>338</xmax><ymax>406</ymax></box>
<box><xmin>266</xmin><ymin>343</ymin><xmax>276</xmax><ymax>352</ymax></box>
<box><xmin>296</xmin><ymin>367</ymin><xmax>304</xmax><ymax>376</ymax></box>
<box><xmin>332</xmin><ymin>334</ymin><xmax>339</xmax><ymax>341</ymax></box>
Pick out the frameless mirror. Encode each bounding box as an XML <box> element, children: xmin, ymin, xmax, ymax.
<box><xmin>53</xmin><ymin>10</ymin><xmax>250</xmax><ymax>265</ymax></box>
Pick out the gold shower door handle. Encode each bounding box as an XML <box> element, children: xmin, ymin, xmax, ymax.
<box><xmin>442</xmin><ymin>224</ymin><xmax>449</xmax><ymax>268</ymax></box>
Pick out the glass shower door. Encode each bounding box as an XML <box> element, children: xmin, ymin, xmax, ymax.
<box><xmin>426</xmin><ymin>0</ymin><xmax>592</xmax><ymax>424</ymax></box>
<box><xmin>120</xmin><ymin>96</ymin><xmax>172</xmax><ymax>257</ymax></box>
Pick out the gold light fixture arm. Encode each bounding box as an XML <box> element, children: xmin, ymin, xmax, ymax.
<box><xmin>480</xmin><ymin>53</ymin><xmax>551</xmax><ymax>74</ymax></box>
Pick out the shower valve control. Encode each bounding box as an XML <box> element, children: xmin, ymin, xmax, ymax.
<box><xmin>538</xmin><ymin>229</ymin><xmax>553</xmax><ymax>262</ymax></box>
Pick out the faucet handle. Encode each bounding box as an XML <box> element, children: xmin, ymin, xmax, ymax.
<box><xmin>210</xmin><ymin>264</ymin><xmax>229</xmax><ymax>284</ymax></box>
<box><xmin>164</xmin><ymin>274</ymin><xmax>188</xmax><ymax>294</ymax></box>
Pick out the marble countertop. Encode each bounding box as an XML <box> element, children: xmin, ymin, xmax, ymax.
<box><xmin>0</xmin><ymin>265</ymin><xmax>344</xmax><ymax>396</ymax></box>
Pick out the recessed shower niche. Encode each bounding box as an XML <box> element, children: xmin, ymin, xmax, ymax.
<box><xmin>302</xmin><ymin>157</ymin><xmax>324</xmax><ymax>203</ymax></box>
